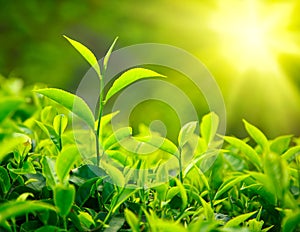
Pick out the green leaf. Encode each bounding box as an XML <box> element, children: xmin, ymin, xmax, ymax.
<box><xmin>270</xmin><ymin>135</ymin><xmax>292</xmax><ymax>155</ymax></box>
<box><xmin>103</xmin><ymin>37</ymin><xmax>118</xmax><ymax>71</ymax></box>
<box><xmin>282</xmin><ymin>145</ymin><xmax>300</xmax><ymax>161</ymax></box>
<box><xmin>200</xmin><ymin>197</ymin><xmax>214</xmax><ymax>220</ymax></box>
<box><xmin>103</xmin><ymin>127</ymin><xmax>132</xmax><ymax>150</ymax></box>
<box><xmin>175</xmin><ymin>178</ymin><xmax>188</xmax><ymax>211</ymax></box>
<box><xmin>214</xmin><ymin>174</ymin><xmax>250</xmax><ymax>200</ymax></box>
<box><xmin>0</xmin><ymin>167</ymin><xmax>11</xmax><ymax>195</ymax></box>
<box><xmin>243</xmin><ymin>120</ymin><xmax>268</xmax><ymax>152</ymax></box>
<box><xmin>56</xmin><ymin>145</ymin><xmax>81</xmax><ymax>184</ymax></box>
<box><xmin>200</xmin><ymin>112</ymin><xmax>219</xmax><ymax>146</ymax></box>
<box><xmin>282</xmin><ymin>211</ymin><xmax>300</xmax><ymax>232</ymax></box>
<box><xmin>0</xmin><ymin>137</ymin><xmax>25</xmax><ymax>162</ymax></box>
<box><xmin>264</xmin><ymin>152</ymin><xmax>289</xmax><ymax>201</ymax></box>
<box><xmin>35</xmin><ymin>226</ymin><xmax>62</xmax><ymax>232</ymax></box>
<box><xmin>77</xmin><ymin>211</ymin><xmax>95</xmax><ymax>228</ymax></box>
<box><xmin>0</xmin><ymin>200</ymin><xmax>56</xmax><ymax>224</ymax></box>
<box><xmin>136</xmin><ymin>136</ymin><xmax>179</xmax><ymax>157</ymax></box>
<box><xmin>53</xmin><ymin>114</ymin><xmax>68</xmax><ymax>136</ymax></box>
<box><xmin>105</xmin><ymin>68</ymin><xmax>165</xmax><ymax>102</ymax></box>
<box><xmin>64</xmin><ymin>35</ymin><xmax>101</xmax><ymax>78</ymax></box>
<box><xmin>104</xmin><ymin>216</ymin><xmax>125</xmax><ymax>232</ymax></box>
<box><xmin>224</xmin><ymin>136</ymin><xmax>261</xmax><ymax>170</ymax></box>
<box><xmin>225</xmin><ymin>211</ymin><xmax>256</xmax><ymax>228</ymax></box>
<box><xmin>54</xmin><ymin>183</ymin><xmax>75</xmax><ymax>217</ymax></box>
<box><xmin>124</xmin><ymin>209</ymin><xmax>140</xmax><ymax>232</ymax></box>
<box><xmin>7</xmin><ymin>161</ymin><xmax>36</xmax><ymax>175</ymax></box>
<box><xmin>178</xmin><ymin>121</ymin><xmax>197</xmax><ymax>148</ymax></box>
<box><xmin>246</xmin><ymin>172</ymin><xmax>276</xmax><ymax>205</ymax></box>
<box><xmin>35</xmin><ymin>88</ymin><xmax>95</xmax><ymax>129</ymax></box>
<box><xmin>101</xmin><ymin>161</ymin><xmax>125</xmax><ymax>187</ymax></box>
<box><xmin>0</xmin><ymin>97</ymin><xmax>23</xmax><ymax>124</ymax></box>
<box><xmin>247</xmin><ymin>218</ymin><xmax>264</xmax><ymax>232</ymax></box>
<box><xmin>166</xmin><ymin>186</ymin><xmax>180</xmax><ymax>201</ymax></box>
<box><xmin>112</xmin><ymin>188</ymin><xmax>137</xmax><ymax>213</ymax></box>
<box><xmin>41</xmin><ymin>156</ymin><xmax>57</xmax><ymax>189</ymax></box>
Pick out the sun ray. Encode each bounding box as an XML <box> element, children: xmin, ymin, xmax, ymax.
<box><xmin>208</xmin><ymin>0</ymin><xmax>300</xmax><ymax>75</ymax></box>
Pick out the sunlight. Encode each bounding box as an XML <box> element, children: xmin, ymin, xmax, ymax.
<box><xmin>209</xmin><ymin>0</ymin><xmax>299</xmax><ymax>74</ymax></box>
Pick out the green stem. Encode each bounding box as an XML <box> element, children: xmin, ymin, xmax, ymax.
<box><xmin>63</xmin><ymin>216</ymin><xmax>67</xmax><ymax>230</ymax></box>
<box><xmin>96</xmin><ymin>76</ymin><xmax>105</xmax><ymax>166</ymax></box>
<box><xmin>178</xmin><ymin>148</ymin><xmax>183</xmax><ymax>183</ymax></box>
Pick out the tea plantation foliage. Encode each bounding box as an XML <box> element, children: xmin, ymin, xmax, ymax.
<box><xmin>0</xmin><ymin>39</ymin><xmax>300</xmax><ymax>232</ymax></box>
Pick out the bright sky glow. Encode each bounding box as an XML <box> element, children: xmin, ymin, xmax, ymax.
<box><xmin>209</xmin><ymin>0</ymin><xmax>299</xmax><ymax>74</ymax></box>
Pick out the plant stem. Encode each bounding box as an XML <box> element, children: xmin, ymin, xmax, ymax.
<box><xmin>95</xmin><ymin>75</ymin><xmax>105</xmax><ymax>166</ymax></box>
<box><xmin>178</xmin><ymin>147</ymin><xmax>183</xmax><ymax>183</ymax></box>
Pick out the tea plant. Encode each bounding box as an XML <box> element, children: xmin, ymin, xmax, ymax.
<box><xmin>0</xmin><ymin>38</ymin><xmax>300</xmax><ymax>231</ymax></box>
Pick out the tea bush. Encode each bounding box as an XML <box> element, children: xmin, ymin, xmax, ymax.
<box><xmin>0</xmin><ymin>38</ymin><xmax>299</xmax><ymax>232</ymax></box>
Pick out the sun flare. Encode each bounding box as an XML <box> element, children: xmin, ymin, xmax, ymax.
<box><xmin>209</xmin><ymin>0</ymin><xmax>299</xmax><ymax>74</ymax></box>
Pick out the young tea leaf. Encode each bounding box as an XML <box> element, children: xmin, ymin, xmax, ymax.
<box><xmin>56</xmin><ymin>145</ymin><xmax>81</xmax><ymax>184</ymax></box>
<box><xmin>270</xmin><ymin>135</ymin><xmax>292</xmax><ymax>155</ymax></box>
<box><xmin>124</xmin><ymin>209</ymin><xmax>140</xmax><ymax>232</ymax></box>
<box><xmin>64</xmin><ymin>35</ymin><xmax>101</xmax><ymax>78</ymax></box>
<box><xmin>35</xmin><ymin>88</ymin><xmax>95</xmax><ymax>129</ymax></box>
<box><xmin>282</xmin><ymin>145</ymin><xmax>300</xmax><ymax>161</ymax></box>
<box><xmin>178</xmin><ymin>121</ymin><xmax>198</xmax><ymax>148</ymax></box>
<box><xmin>200</xmin><ymin>112</ymin><xmax>219</xmax><ymax>146</ymax></box>
<box><xmin>112</xmin><ymin>188</ymin><xmax>137</xmax><ymax>213</ymax></box>
<box><xmin>243</xmin><ymin>120</ymin><xmax>268</xmax><ymax>152</ymax></box>
<box><xmin>224</xmin><ymin>136</ymin><xmax>261</xmax><ymax>170</ymax></box>
<box><xmin>101</xmin><ymin>161</ymin><xmax>125</xmax><ymax>187</ymax></box>
<box><xmin>264</xmin><ymin>152</ymin><xmax>289</xmax><ymax>201</ymax></box>
<box><xmin>103</xmin><ymin>37</ymin><xmax>118</xmax><ymax>72</ymax></box>
<box><xmin>54</xmin><ymin>183</ymin><xmax>75</xmax><ymax>217</ymax></box>
<box><xmin>214</xmin><ymin>174</ymin><xmax>250</xmax><ymax>200</ymax></box>
<box><xmin>53</xmin><ymin>114</ymin><xmax>68</xmax><ymax>136</ymax></box>
<box><xmin>105</xmin><ymin>68</ymin><xmax>166</xmax><ymax>102</ymax></box>
<box><xmin>225</xmin><ymin>211</ymin><xmax>256</xmax><ymax>228</ymax></box>
<box><xmin>41</xmin><ymin>156</ymin><xmax>57</xmax><ymax>189</ymax></box>
<box><xmin>136</xmin><ymin>136</ymin><xmax>179</xmax><ymax>158</ymax></box>
<box><xmin>103</xmin><ymin>127</ymin><xmax>132</xmax><ymax>150</ymax></box>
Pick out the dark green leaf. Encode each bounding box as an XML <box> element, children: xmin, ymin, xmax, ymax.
<box><xmin>104</xmin><ymin>216</ymin><xmax>125</xmax><ymax>232</ymax></box>
<box><xmin>0</xmin><ymin>167</ymin><xmax>11</xmax><ymax>194</ymax></box>
<box><xmin>0</xmin><ymin>200</ymin><xmax>56</xmax><ymax>224</ymax></box>
<box><xmin>282</xmin><ymin>211</ymin><xmax>300</xmax><ymax>232</ymax></box>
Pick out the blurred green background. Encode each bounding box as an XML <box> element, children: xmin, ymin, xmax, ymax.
<box><xmin>1</xmin><ymin>0</ymin><xmax>300</xmax><ymax>138</ymax></box>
